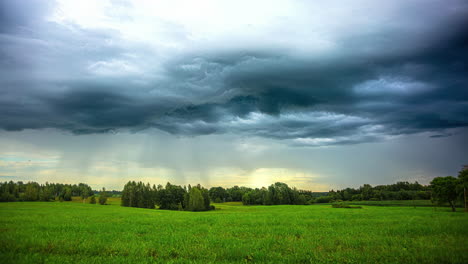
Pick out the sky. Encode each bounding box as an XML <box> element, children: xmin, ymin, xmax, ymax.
<box><xmin>0</xmin><ymin>0</ymin><xmax>467</xmax><ymax>191</ymax></box>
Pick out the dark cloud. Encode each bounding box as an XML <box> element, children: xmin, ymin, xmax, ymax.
<box><xmin>0</xmin><ymin>0</ymin><xmax>467</xmax><ymax>146</ymax></box>
<box><xmin>430</xmin><ymin>134</ymin><xmax>453</xmax><ymax>138</ymax></box>
<box><xmin>153</xmin><ymin>26</ymin><xmax>468</xmax><ymax>143</ymax></box>
<box><xmin>0</xmin><ymin>0</ymin><xmax>54</xmax><ymax>34</ymax></box>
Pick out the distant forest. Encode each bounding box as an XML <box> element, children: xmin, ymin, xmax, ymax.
<box><xmin>0</xmin><ymin>182</ymin><xmax>94</xmax><ymax>202</ymax></box>
<box><xmin>1</xmin><ymin>169</ymin><xmax>466</xmax><ymax>212</ymax></box>
<box><xmin>0</xmin><ymin>180</ymin><xmax>431</xmax><ymax>205</ymax></box>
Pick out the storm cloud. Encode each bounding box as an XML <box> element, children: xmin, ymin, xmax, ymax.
<box><xmin>1</xmin><ymin>0</ymin><xmax>467</xmax><ymax>146</ymax></box>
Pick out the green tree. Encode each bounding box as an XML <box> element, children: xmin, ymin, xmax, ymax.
<box><xmin>63</xmin><ymin>187</ymin><xmax>72</xmax><ymax>201</ymax></box>
<box><xmin>242</xmin><ymin>192</ymin><xmax>251</xmax><ymax>205</ymax></box>
<box><xmin>39</xmin><ymin>186</ymin><xmax>52</xmax><ymax>201</ymax></box>
<box><xmin>80</xmin><ymin>186</ymin><xmax>89</xmax><ymax>203</ymax></box>
<box><xmin>360</xmin><ymin>184</ymin><xmax>373</xmax><ymax>200</ymax></box>
<box><xmin>89</xmin><ymin>195</ymin><xmax>96</xmax><ymax>204</ymax></box>
<box><xmin>457</xmin><ymin>168</ymin><xmax>468</xmax><ymax>212</ymax></box>
<box><xmin>209</xmin><ymin>187</ymin><xmax>227</xmax><ymax>202</ymax></box>
<box><xmin>99</xmin><ymin>188</ymin><xmax>108</xmax><ymax>205</ymax></box>
<box><xmin>430</xmin><ymin>176</ymin><xmax>458</xmax><ymax>212</ymax></box>
<box><xmin>187</xmin><ymin>187</ymin><xmax>205</xmax><ymax>211</ymax></box>
<box><xmin>24</xmin><ymin>183</ymin><xmax>39</xmax><ymax>201</ymax></box>
<box><xmin>121</xmin><ymin>181</ymin><xmax>133</xmax><ymax>207</ymax></box>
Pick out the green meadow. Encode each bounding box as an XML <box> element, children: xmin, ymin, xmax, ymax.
<box><xmin>0</xmin><ymin>200</ymin><xmax>467</xmax><ymax>264</ymax></box>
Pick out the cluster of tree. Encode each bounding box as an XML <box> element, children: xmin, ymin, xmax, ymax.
<box><xmin>0</xmin><ymin>181</ymin><xmax>93</xmax><ymax>202</ymax></box>
<box><xmin>240</xmin><ymin>182</ymin><xmax>313</xmax><ymax>205</ymax></box>
<box><xmin>121</xmin><ymin>181</ymin><xmax>214</xmax><ymax>211</ymax></box>
<box><xmin>89</xmin><ymin>188</ymin><xmax>108</xmax><ymax>205</ymax></box>
<box><xmin>208</xmin><ymin>181</ymin><xmax>434</xmax><ymax>205</ymax></box>
<box><xmin>208</xmin><ymin>186</ymin><xmax>247</xmax><ymax>203</ymax></box>
<box><xmin>208</xmin><ymin>184</ymin><xmax>314</xmax><ymax>204</ymax></box>
<box><xmin>314</xmin><ymin>181</ymin><xmax>431</xmax><ymax>203</ymax></box>
<box><xmin>430</xmin><ymin>168</ymin><xmax>467</xmax><ymax>212</ymax></box>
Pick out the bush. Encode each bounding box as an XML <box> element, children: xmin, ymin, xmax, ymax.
<box><xmin>315</xmin><ymin>196</ymin><xmax>333</xmax><ymax>203</ymax></box>
<box><xmin>99</xmin><ymin>188</ymin><xmax>108</xmax><ymax>205</ymax></box>
<box><xmin>99</xmin><ymin>196</ymin><xmax>107</xmax><ymax>205</ymax></box>
<box><xmin>296</xmin><ymin>194</ymin><xmax>307</xmax><ymax>205</ymax></box>
<box><xmin>89</xmin><ymin>195</ymin><xmax>96</xmax><ymax>204</ymax></box>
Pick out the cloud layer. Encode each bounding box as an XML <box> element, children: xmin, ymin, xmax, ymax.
<box><xmin>1</xmin><ymin>0</ymin><xmax>467</xmax><ymax>146</ymax></box>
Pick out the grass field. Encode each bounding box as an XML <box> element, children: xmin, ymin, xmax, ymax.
<box><xmin>1</xmin><ymin>200</ymin><xmax>467</xmax><ymax>263</ymax></box>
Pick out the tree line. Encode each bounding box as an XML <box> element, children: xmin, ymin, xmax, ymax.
<box><xmin>121</xmin><ymin>181</ymin><xmax>214</xmax><ymax>211</ymax></box>
<box><xmin>322</xmin><ymin>181</ymin><xmax>432</xmax><ymax>203</ymax></box>
<box><xmin>313</xmin><ymin>168</ymin><xmax>467</xmax><ymax>212</ymax></box>
<box><xmin>208</xmin><ymin>183</ymin><xmax>315</xmax><ymax>205</ymax></box>
<box><xmin>209</xmin><ymin>181</ymin><xmax>433</xmax><ymax>205</ymax></box>
<box><xmin>0</xmin><ymin>180</ymin><xmax>438</xmax><ymax>205</ymax></box>
<box><xmin>120</xmin><ymin>181</ymin><xmax>316</xmax><ymax>209</ymax></box>
<box><xmin>2</xmin><ymin>166</ymin><xmax>466</xmax><ymax>211</ymax></box>
<box><xmin>0</xmin><ymin>181</ymin><xmax>94</xmax><ymax>202</ymax></box>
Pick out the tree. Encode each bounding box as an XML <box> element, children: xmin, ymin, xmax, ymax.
<box><xmin>121</xmin><ymin>181</ymin><xmax>133</xmax><ymax>207</ymax></box>
<box><xmin>360</xmin><ymin>184</ymin><xmax>373</xmax><ymax>200</ymax></box>
<box><xmin>242</xmin><ymin>192</ymin><xmax>251</xmax><ymax>205</ymax></box>
<box><xmin>209</xmin><ymin>186</ymin><xmax>227</xmax><ymax>203</ymax></box>
<box><xmin>187</xmin><ymin>187</ymin><xmax>205</xmax><ymax>211</ymax></box>
<box><xmin>200</xmin><ymin>186</ymin><xmax>211</xmax><ymax>210</ymax></box>
<box><xmin>89</xmin><ymin>195</ymin><xmax>96</xmax><ymax>204</ymax></box>
<box><xmin>99</xmin><ymin>188</ymin><xmax>108</xmax><ymax>205</ymax></box>
<box><xmin>80</xmin><ymin>186</ymin><xmax>89</xmax><ymax>203</ymax></box>
<box><xmin>63</xmin><ymin>187</ymin><xmax>72</xmax><ymax>201</ymax></box>
<box><xmin>24</xmin><ymin>183</ymin><xmax>39</xmax><ymax>201</ymax></box>
<box><xmin>39</xmin><ymin>186</ymin><xmax>53</xmax><ymax>201</ymax></box>
<box><xmin>157</xmin><ymin>182</ymin><xmax>185</xmax><ymax>210</ymax></box>
<box><xmin>458</xmin><ymin>167</ymin><xmax>468</xmax><ymax>212</ymax></box>
<box><xmin>430</xmin><ymin>176</ymin><xmax>458</xmax><ymax>212</ymax></box>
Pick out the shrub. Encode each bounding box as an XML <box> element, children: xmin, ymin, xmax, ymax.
<box><xmin>315</xmin><ymin>196</ymin><xmax>333</xmax><ymax>203</ymax></box>
<box><xmin>99</xmin><ymin>196</ymin><xmax>107</xmax><ymax>205</ymax></box>
<box><xmin>99</xmin><ymin>188</ymin><xmax>108</xmax><ymax>205</ymax></box>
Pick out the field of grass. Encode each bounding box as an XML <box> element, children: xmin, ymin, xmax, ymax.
<box><xmin>1</xmin><ymin>200</ymin><xmax>467</xmax><ymax>263</ymax></box>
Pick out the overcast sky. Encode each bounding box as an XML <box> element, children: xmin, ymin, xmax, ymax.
<box><xmin>1</xmin><ymin>0</ymin><xmax>467</xmax><ymax>190</ymax></box>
